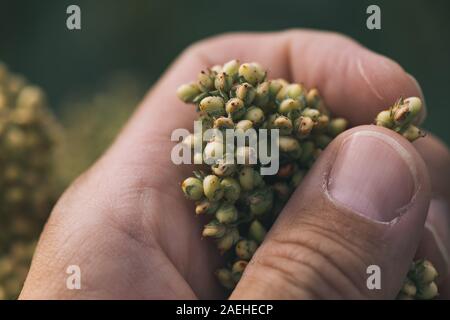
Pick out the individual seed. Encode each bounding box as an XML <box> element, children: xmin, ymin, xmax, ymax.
<box><xmin>286</xmin><ymin>83</ymin><xmax>304</xmax><ymax>99</ymax></box>
<box><xmin>239</xmin><ymin>166</ymin><xmax>257</xmax><ymax>191</ymax></box>
<box><xmin>216</xmin><ymin>268</ymin><xmax>235</xmax><ymax>290</ymax></box>
<box><xmin>416</xmin><ymin>282</ymin><xmax>438</xmax><ymax>300</ymax></box>
<box><xmin>195</xmin><ymin>199</ymin><xmax>220</xmax><ymax>215</ymax></box>
<box><xmin>301</xmin><ymin>108</ymin><xmax>320</xmax><ymax>121</ymax></box>
<box><xmin>181</xmin><ymin>177</ymin><xmax>204</xmax><ymax>201</ymax></box>
<box><xmin>235</xmin><ymin>83</ymin><xmax>256</xmax><ymax>105</ymax></box>
<box><xmin>199</xmin><ymin>96</ymin><xmax>225</xmax><ymax>117</ymax></box>
<box><xmin>278</xmin><ymin>98</ymin><xmax>301</xmax><ymax>114</ymax></box>
<box><xmin>278</xmin><ymin>136</ymin><xmax>301</xmax><ymax>153</ymax></box>
<box><xmin>220</xmin><ymin>177</ymin><xmax>241</xmax><ymax>202</ymax></box>
<box><xmin>203</xmin><ymin>175</ymin><xmax>224</xmax><ymax>201</ymax></box>
<box><xmin>214</xmin><ymin>72</ymin><xmax>233</xmax><ymax>92</ymax></box>
<box><xmin>215</xmin><ymin>203</ymin><xmax>238</xmax><ymax>224</ymax></box>
<box><xmin>272</xmin><ymin>115</ymin><xmax>293</xmax><ymax>135</ymax></box>
<box><xmin>402</xmin><ymin>125</ymin><xmax>424</xmax><ymax>142</ymax></box>
<box><xmin>213</xmin><ymin>116</ymin><xmax>234</xmax><ymax>130</ymax></box>
<box><xmin>211</xmin><ymin>158</ymin><xmax>236</xmax><ymax>177</ymax></box>
<box><xmin>197</xmin><ymin>70</ymin><xmax>215</xmax><ymax>92</ymax></box>
<box><xmin>203</xmin><ymin>140</ymin><xmax>224</xmax><ymax>164</ymax></box>
<box><xmin>235</xmin><ymin>119</ymin><xmax>254</xmax><ymax>133</ymax></box>
<box><xmin>222</xmin><ymin>59</ymin><xmax>240</xmax><ymax>78</ymax></box>
<box><xmin>254</xmin><ymin>81</ymin><xmax>270</xmax><ymax>107</ymax></box>
<box><xmin>216</xmin><ymin>228</ymin><xmax>239</xmax><ymax>253</ymax></box>
<box><xmin>244</xmin><ymin>106</ymin><xmax>265</xmax><ymax>126</ymax></box>
<box><xmin>231</xmin><ymin>260</ymin><xmax>248</xmax><ymax>283</ymax></box>
<box><xmin>225</xmin><ymin>97</ymin><xmax>245</xmax><ymax>120</ymax></box>
<box><xmin>295</xmin><ymin>116</ymin><xmax>314</xmax><ymax>138</ymax></box>
<box><xmin>328</xmin><ymin>118</ymin><xmax>348</xmax><ymax>137</ymax></box>
<box><xmin>247</xmin><ymin>187</ymin><xmax>273</xmax><ymax>215</ymax></box>
<box><xmin>176</xmin><ymin>83</ymin><xmax>201</xmax><ymax>102</ymax></box>
<box><xmin>202</xmin><ymin>220</ymin><xmax>227</xmax><ymax>238</ymax></box>
<box><xmin>375</xmin><ymin>110</ymin><xmax>394</xmax><ymax>128</ymax></box>
<box><xmin>249</xmin><ymin>220</ymin><xmax>267</xmax><ymax>244</ymax></box>
<box><xmin>235</xmin><ymin>239</ymin><xmax>258</xmax><ymax>260</ymax></box>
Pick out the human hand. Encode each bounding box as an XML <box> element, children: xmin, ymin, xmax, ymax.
<box><xmin>20</xmin><ymin>30</ymin><xmax>450</xmax><ymax>299</ymax></box>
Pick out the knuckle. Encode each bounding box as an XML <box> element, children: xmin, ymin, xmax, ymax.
<box><xmin>253</xmin><ymin>225</ymin><xmax>372</xmax><ymax>299</ymax></box>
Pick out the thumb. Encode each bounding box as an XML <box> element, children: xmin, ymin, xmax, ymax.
<box><xmin>231</xmin><ymin>125</ymin><xmax>431</xmax><ymax>299</ymax></box>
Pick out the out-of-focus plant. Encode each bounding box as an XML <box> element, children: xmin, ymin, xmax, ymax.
<box><xmin>0</xmin><ymin>61</ymin><xmax>61</xmax><ymax>299</ymax></box>
<box><xmin>55</xmin><ymin>72</ymin><xmax>144</xmax><ymax>186</ymax></box>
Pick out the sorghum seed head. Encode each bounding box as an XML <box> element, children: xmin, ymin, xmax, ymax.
<box><xmin>203</xmin><ymin>175</ymin><xmax>224</xmax><ymax>201</ymax></box>
<box><xmin>181</xmin><ymin>177</ymin><xmax>204</xmax><ymax>201</ymax></box>
<box><xmin>214</xmin><ymin>72</ymin><xmax>233</xmax><ymax>92</ymax></box>
<box><xmin>278</xmin><ymin>98</ymin><xmax>301</xmax><ymax>114</ymax></box>
<box><xmin>222</xmin><ymin>59</ymin><xmax>240</xmax><ymax>78</ymax></box>
<box><xmin>244</xmin><ymin>106</ymin><xmax>265</xmax><ymax>126</ymax></box>
<box><xmin>176</xmin><ymin>83</ymin><xmax>201</xmax><ymax>103</ymax></box>
<box><xmin>328</xmin><ymin>118</ymin><xmax>348</xmax><ymax>137</ymax></box>
<box><xmin>235</xmin><ymin>82</ymin><xmax>256</xmax><ymax>105</ymax></box>
<box><xmin>202</xmin><ymin>220</ymin><xmax>227</xmax><ymax>238</ymax></box>
<box><xmin>195</xmin><ymin>199</ymin><xmax>220</xmax><ymax>215</ymax></box>
<box><xmin>199</xmin><ymin>96</ymin><xmax>225</xmax><ymax>117</ymax></box>
<box><xmin>215</xmin><ymin>203</ymin><xmax>238</xmax><ymax>224</ymax></box>
<box><xmin>235</xmin><ymin>239</ymin><xmax>258</xmax><ymax>260</ymax></box>
<box><xmin>220</xmin><ymin>177</ymin><xmax>241</xmax><ymax>202</ymax></box>
<box><xmin>249</xmin><ymin>220</ymin><xmax>267</xmax><ymax>243</ymax></box>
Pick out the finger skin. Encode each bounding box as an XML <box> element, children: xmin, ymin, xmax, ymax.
<box><xmin>413</xmin><ymin>134</ymin><xmax>450</xmax><ymax>298</ymax></box>
<box><xmin>231</xmin><ymin>126</ymin><xmax>431</xmax><ymax>299</ymax></box>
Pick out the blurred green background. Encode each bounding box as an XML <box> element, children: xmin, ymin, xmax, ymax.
<box><xmin>0</xmin><ymin>0</ymin><xmax>449</xmax><ymax>143</ymax></box>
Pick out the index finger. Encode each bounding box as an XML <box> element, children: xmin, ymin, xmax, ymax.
<box><xmin>122</xmin><ymin>30</ymin><xmax>425</xmax><ymax>142</ymax></box>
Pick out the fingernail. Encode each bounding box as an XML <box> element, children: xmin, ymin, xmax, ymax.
<box><xmin>328</xmin><ymin>131</ymin><xmax>417</xmax><ymax>222</ymax></box>
<box><xmin>419</xmin><ymin>199</ymin><xmax>450</xmax><ymax>278</ymax></box>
